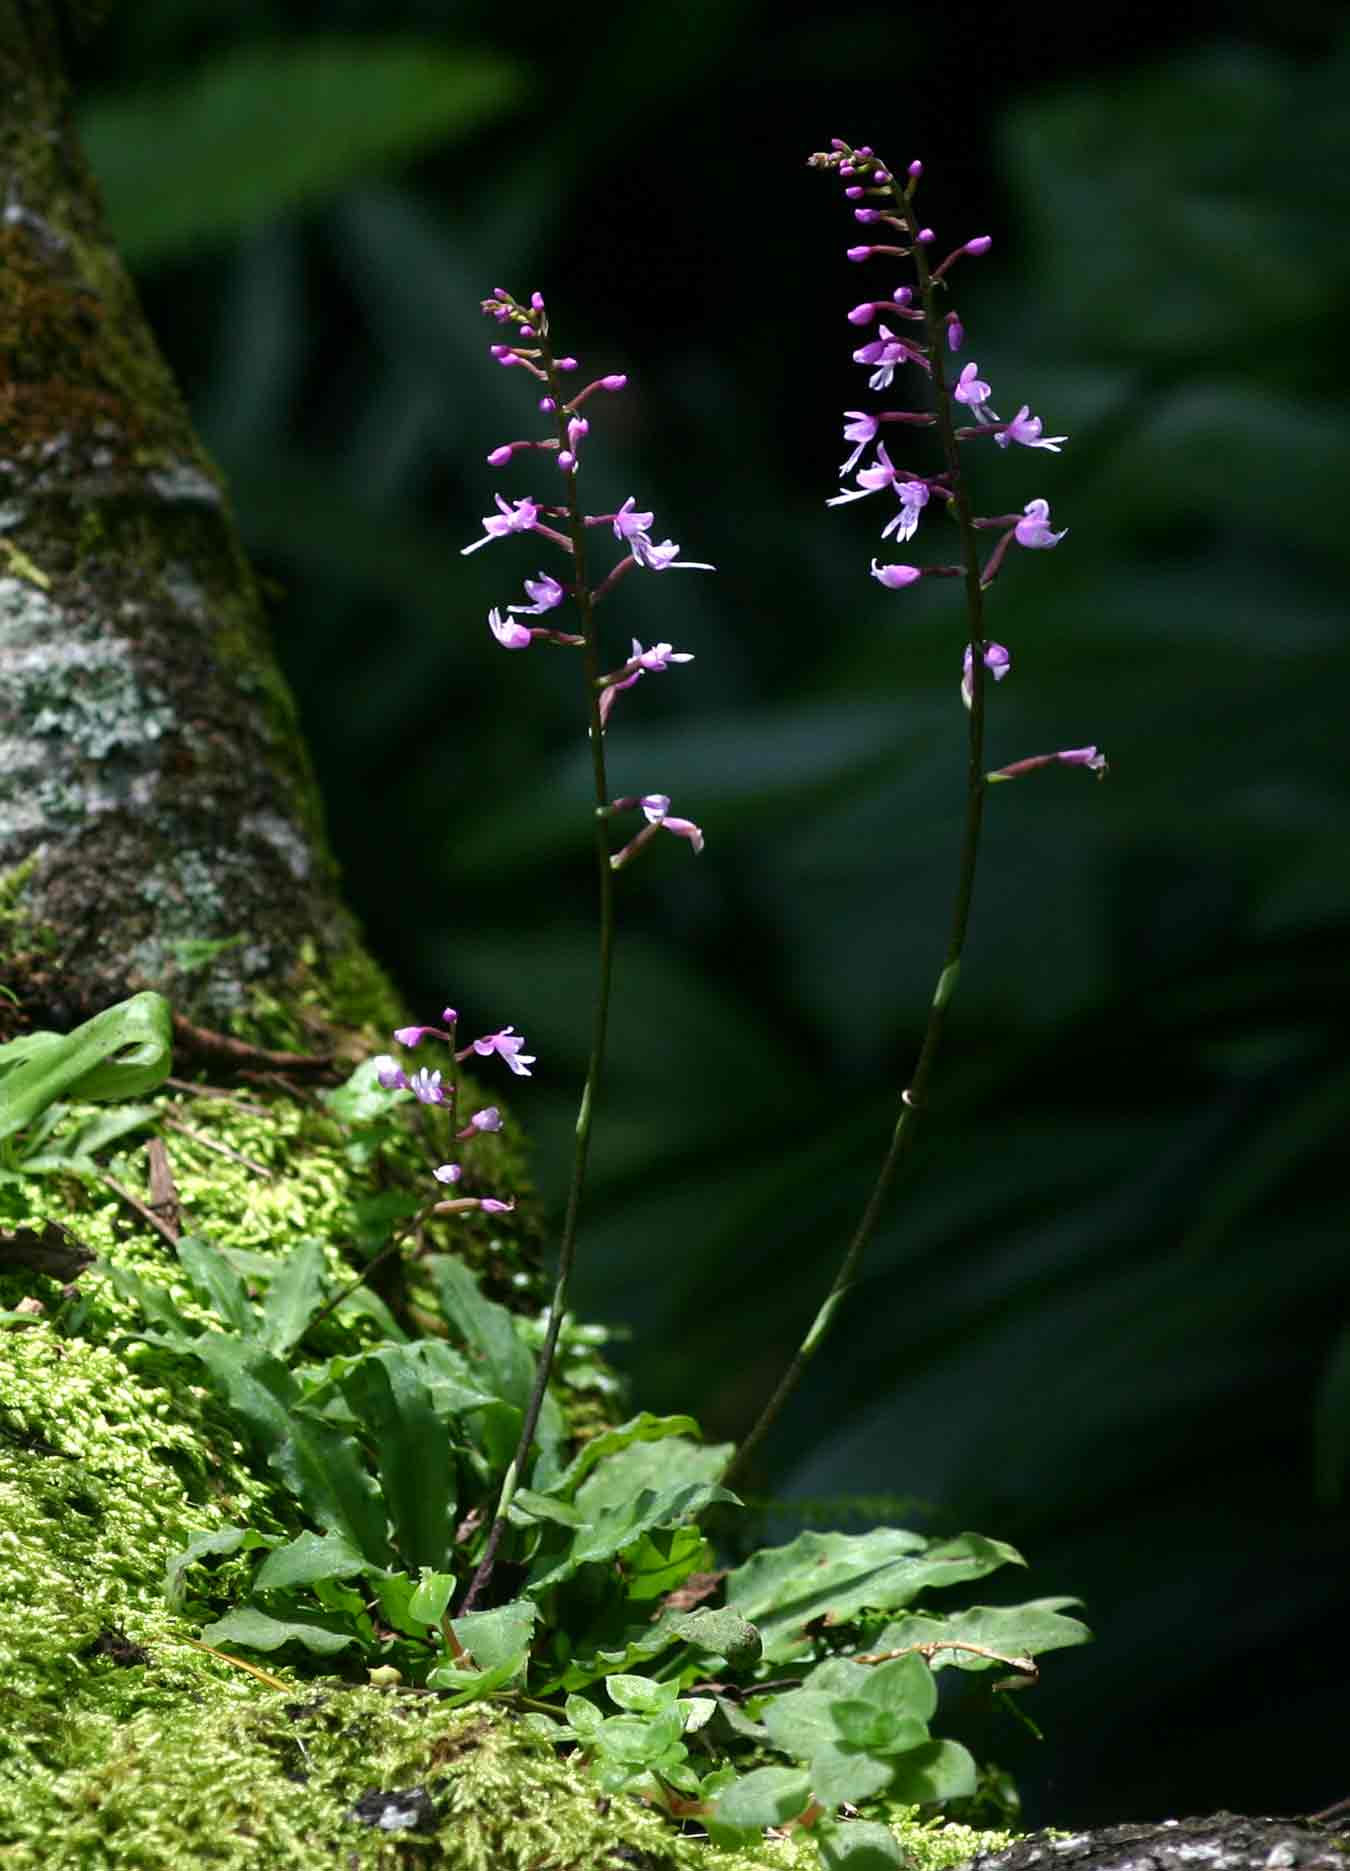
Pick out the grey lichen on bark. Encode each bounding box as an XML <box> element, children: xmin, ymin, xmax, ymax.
<box><xmin>0</xmin><ymin>0</ymin><xmax>394</xmax><ymax>1048</ymax></box>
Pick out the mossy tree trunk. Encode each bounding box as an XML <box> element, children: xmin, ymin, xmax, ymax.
<box><xmin>0</xmin><ymin>0</ymin><xmax>395</xmax><ymax>1050</ymax></box>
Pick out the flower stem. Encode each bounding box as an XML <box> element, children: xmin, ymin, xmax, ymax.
<box><xmin>459</xmin><ymin>336</ymin><xmax>617</xmax><ymax>1613</ymax></box>
<box><xmin>720</xmin><ymin>172</ymin><xmax>991</xmax><ymax>1493</ymax></box>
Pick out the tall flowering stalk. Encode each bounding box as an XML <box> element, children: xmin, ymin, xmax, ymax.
<box><xmin>388</xmin><ymin>289</ymin><xmax>712</xmax><ymax>1610</ymax></box>
<box><xmin>721</xmin><ymin>142</ymin><xmax>1106</xmax><ymax>1489</ymax></box>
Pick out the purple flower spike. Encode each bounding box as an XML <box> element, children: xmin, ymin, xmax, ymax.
<box><xmin>947</xmin><ymin>313</ymin><xmax>964</xmax><ymax>353</ymax></box>
<box><xmin>372</xmin><ymin>1055</ymin><xmax>409</xmax><ymax>1091</ymax></box>
<box><xmin>489</xmin><ymin>607</ymin><xmax>534</xmax><ymax>650</ymax></box>
<box><xmin>433</xmin><ymin>1163</ymin><xmax>462</xmax><ymax>1185</ymax></box>
<box><xmin>487</xmin><ymin>444</ymin><xmax>514</xmax><ymax>467</ymax></box>
<box><xmin>442</xmin><ymin>1007</ymin><xmax>458</xmax><ymax>1026</ymax></box>
<box><xmin>600</xmin><ymin>373</ymin><xmax>628</xmax><ymax>391</ymax></box>
<box><xmin>871</xmin><ymin>560</ymin><xmax>922</xmax><ymax>589</ymax></box>
<box><xmin>907</xmin><ymin>159</ymin><xmax>923</xmax><ymax>177</ymax></box>
<box><xmin>471</xmin><ymin>1027</ymin><xmax>537</xmax><ymax>1077</ymax></box>
<box><xmin>964</xmin><ymin>236</ymin><xmax>993</xmax><ymax>256</ymax></box>
<box><xmin>853</xmin><ymin>208</ymin><xmax>881</xmax><ymax>223</ymax></box>
<box><xmin>1058</xmin><ymin>746</ymin><xmax>1107</xmax><ymax>770</ymax></box>
<box><xmin>847</xmin><ymin>245</ymin><xmax>874</xmax><ymax>262</ymax></box>
<box><xmin>479</xmin><ymin>1198</ymin><xmax>515</xmax><ymax>1214</ymax></box>
<box><xmin>409</xmin><ymin>1067</ymin><xmax>449</xmax><ymax>1106</ymax></box>
<box><xmin>468</xmin><ymin>1107</ymin><xmax>502</xmax><ymax>1132</ymax></box>
<box><xmin>1015</xmin><ymin>498</ymin><xmax>1068</xmax><ymax>549</ymax></box>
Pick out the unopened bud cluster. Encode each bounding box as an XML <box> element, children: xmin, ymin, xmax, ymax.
<box><xmin>812</xmin><ymin>140</ymin><xmax>1106</xmax><ymax>779</ymax></box>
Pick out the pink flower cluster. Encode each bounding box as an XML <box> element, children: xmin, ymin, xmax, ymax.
<box><xmin>462</xmin><ymin>285</ymin><xmax>711</xmax><ymax>849</ymax></box>
<box><xmin>371</xmin><ymin>1005</ymin><xmax>527</xmax><ymax>1208</ymax></box>
<box><xmin>810</xmin><ymin>139</ymin><xmax>1105</xmax><ymax>780</ymax></box>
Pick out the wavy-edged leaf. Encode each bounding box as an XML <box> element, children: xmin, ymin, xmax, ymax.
<box><xmin>540</xmin><ymin>1410</ymin><xmax>702</xmax><ymax>1502</ymax></box>
<box><xmin>526</xmin><ymin>1481</ymin><xmax>737</xmax><ymax>1595</ymax></box>
<box><xmin>199</xmin><ymin>1604</ymin><xmax>355</xmax><ymax>1656</ymax></box>
<box><xmin>338</xmin><ymin>1346</ymin><xmax>457</xmax><ymax>1571</ymax></box>
<box><xmin>259</xmin><ymin>1238</ymin><xmax>331</xmax><ymax>1355</ymax></box>
<box><xmin>871</xmin><ymin>1598</ymin><xmax>1091</xmax><ymax>1670</ymax></box>
<box><xmin>176</xmin><ymin>1235</ymin><xmax>255</xmax><ymax>1336</ymax></box>
<box><xmin>254</xmin><ymin>1528</ymin><xmax>371</xmax><ymax>1592</ymax></box>
<box><xmin>726</xmin><ymin>1529</ymin><xmax>1025</xmax><ymax>1663</ymax></box>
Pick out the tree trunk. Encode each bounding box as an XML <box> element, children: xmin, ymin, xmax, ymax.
<box><xmin>0</xmin><ymin>0</ymin><xmax>395</xmax><ymax>1050</ymax></box>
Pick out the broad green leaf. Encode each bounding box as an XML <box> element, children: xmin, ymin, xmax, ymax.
<box><xmin>0</xmin><ymin>992</ymin><xmax>172</xmax><ymax>1141</ymax></box>
<box><xmin>509</xmin><ymin>1490</ymin><xmax>584</xmax><ymax>1528</ymax></box>
<box><xmin>525</xmin><ymin>1481</ymin><xmax>736</xmax><ymax>1594</ymax></box>
<box><xmin>254</xmin><ymin>1528</ymin><xmax>370</xmax><ymax>1592</ymax></box>
<box><xmin>199</xmin><ymin>1604</ymin><xmax>355</xmax><ymax>1656</ymax></box>
<box><xmin>408</xmin><ymin>1571</ymin><xmax>455</xmax><ymax>1625</ymax></box>
<box><xmin>104</xmin><ymin>1261</ymin><xmax>197</xmax><ymax>1350</ymax></box>
<box><xmin>605</xmin><ymin>1673</ymin><xmax>679</xmax><ymax>1715</ymax></box>
<box><xmin>547</xmin><ymin>1612</ymin><xmax>686</xmax><ymax>1693</ymax></box>
<box><xmin>339</xmin><ymin>1346</ymin><xmax>457</xmax><ymax>1571</ymax></box>
<box><xmin>885</xmin><ymin>1738</ymin><xmax>977</xmax><ymax>1805</ymax></box>
<box><xmin>371</xmin><ymin>1571</ymin><xmax>423</xmax><ymax>1639</ymax></box>
<box><xmin>272</xmin><ymin>1406</ymin><xmax>392</xmax><ymax>1569</ymax></box>
<box><xmin>425</xmin><ymin>1647</ymin><xmax>529</xmax><ymax>1703</ymax></box>
<box><xmin>726</xmin><ymin>1529</ymin><xmax>1024</xmax><ymax>1662</ymax></box>
<box><xmin>259</xmin><ymin>1239</ymin><xmax>331</xmax><ymax>1355</ymax></box>
<box><xmin>542</xmin><ymin>1411</ymin><xmax>702</xmax><ymax>1501</ymax></box>
<box><xmin>176</xmin><ymin>1235</ymin><xmax>255</xmax><ymax>1336</ymax></box>
<box><xmin>573</xmin><ymin>1434</ymin><xmax>733</xmax><ymax>1521</ymax></box>
<box><xmin>564</xmin><ymin>1694</ymin><xmax>604</xmax><ymax>1742</ymax></box>
<box><xmin>713</xmin><ymin>1765</ymin><xmax>812</xmax><ymax>1830</ymax></box>
<box><xmin>817</xmin><ymin>1818</ymin><xmax>906</xmax><ymax>1870</ymax></box>
<box><xmin>860</xmin><ymin>1652</ymin><xmax>937</xmax><ymax>1724</ymax></box>
<box><xmin>593</xmin><ymin>1709</ymin><xmax>683</xmax><ymax>1765</ymax></box>
<box><xmin>829</xmin><ymin>1700</ymin><xmax>925</xmax><ymax>1754</ymax></box>
<box><xmin>163</xmin><ymin>1525</ymin><xmax>277</xmax><ymax>1612</ymax></box>
<box><xmin>80</xmin><ymin>40</ymin><xmax>526</xmax><ymax>264</ymax></box>
<box><xmin>809</xmin><ymin>1740</ymin><xmax>896</xmax><ymax>1810</ymax></box>
<box><xmin>189</xmin><ymin>1335</ymin><xmax>298</xmax><ymax>1456</ymax></box>
<box><xmin>871</xmin><ymin>1598</ymin><xmax>1091</xmax><ymax>1670</ymax></box>
<box><xmin>620</xmin><ymin>1525</ymin><xmax>710</xmax><ymax>1601</ymax></box>
<box><xmin>428</xmin><ymin>1255</ymin><xmax>535</xmax><ymax>1412</ymax></box>
<box><xmin>668</xmin><ymin>1606</ymin><xmax>762</xmax><ymax>1668</ymax></box>
<box><xmin>451</xmin><ymin>1596</ymin><xmax>535</xmax><ymax>1674</ymax></box>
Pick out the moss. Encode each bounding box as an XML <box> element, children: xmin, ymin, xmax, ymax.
<box><xmin>0</xmin><ymin>1079</ymin><xmax>1018</xmax><ymax>1868</ymax></box>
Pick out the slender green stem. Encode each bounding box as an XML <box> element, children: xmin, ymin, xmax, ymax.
<box><xmin>460</xmin><ymin>322</ymin><xmax>617</xmax><ymax>1612</ymax></box>
<box><xmin>720</xmin><ymin>163</ymin><xmax>992</xmax><ymax>1493</ymax></box>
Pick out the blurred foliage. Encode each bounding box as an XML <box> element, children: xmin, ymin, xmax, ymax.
<box><xmin>71</xmin><ymin>0</ymin><xmax>1348</xmax><ymax>1831</ymax></box>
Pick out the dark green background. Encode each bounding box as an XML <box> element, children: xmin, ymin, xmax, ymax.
<box><xmin>72</xmin><ymin>0</ymin><xmax>1349</xmax><ymax>1829</ymax></box>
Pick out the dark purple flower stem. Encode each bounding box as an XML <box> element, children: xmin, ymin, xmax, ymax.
<box><xmin>459</xmin><ymin>333</ymin><xmax>617</xmax><ymax>1615</ymax></box>
<box><xmin>720</xmin><ymin>163</ymin><xmax>992</xmax><ymax>1492</ymax></box>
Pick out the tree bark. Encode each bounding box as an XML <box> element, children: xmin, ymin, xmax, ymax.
<box><xmin>0</xmin><ymin>0</ymin><xmax>394</xmax><ymax>1051</ymax></box>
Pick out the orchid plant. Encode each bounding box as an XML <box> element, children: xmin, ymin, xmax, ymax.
<box><xmin>373</xmin><ymin>136</ymin><xmax>1107</xmax><ymax>1542</ymax></box>
<box><xmin>109</xmin><ymin>138</ymin><xmax>1103</xmax><ymax>1864</ymax></box>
